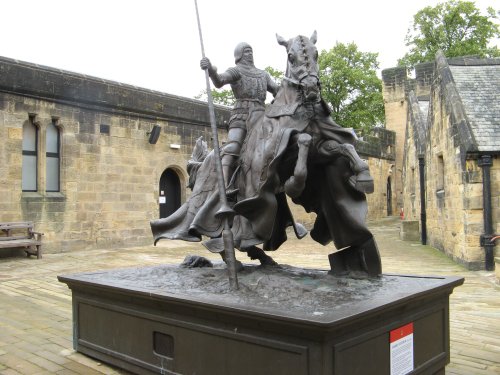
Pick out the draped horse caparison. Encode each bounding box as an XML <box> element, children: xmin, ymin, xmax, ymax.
<box><xmin>151</xmin><ymin>31</ymin><xmax>382</xmax><ymax>276</ymax></box>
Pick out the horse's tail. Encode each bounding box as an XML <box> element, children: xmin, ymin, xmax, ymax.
<box><xmin>187</xmin><ymin>136</ymin><xmax>209</xmax><ymax>190</ymax></box>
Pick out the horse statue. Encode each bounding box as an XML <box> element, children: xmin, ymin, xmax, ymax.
<box><xmin>151</xmin><ymin>31</ymin><xmax>382</xmax><ymax>277</ymax></box>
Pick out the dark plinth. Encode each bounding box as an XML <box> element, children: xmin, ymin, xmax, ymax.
<box><xmin>58</xmin><ymin>264</ymin><xmax>463</xmax><ymax>375</ymax></box>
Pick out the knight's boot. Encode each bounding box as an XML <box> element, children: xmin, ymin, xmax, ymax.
<box><xmin>222</xmin><ymin>157</ymin><xmax>239</xmax><ymax>197</ymax></box>
<box><xmin>245</xmin><ymin>246</ymin><xmax>278</xmax><ymax>266</ymax></box>
<box><xmin>328</xmin><ymin>236</ymin><xmax>382</xmax><ymax>277</ymax></box>
<box><xmin>319</xmin><ymin>141</ymin><xmax>374</xmax><ymax>194</ymax></box>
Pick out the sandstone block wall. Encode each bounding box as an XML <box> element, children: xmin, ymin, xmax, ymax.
<box><xmin>382</xmin><ymin>67</ymin><xmax>409</xmax><ymax>215</ymax></box>
<box><xmin>389</xmin><ymin>57</ymin><xmax>499</xmax><ymax>270</ymax></box>
<box><xmin>0</xmin><ymin>91</ymin><xmax>227</xmax><ymax>252</ymax></box>
<box><xmin>0</xmin><ymin>56</ymin><xmax>394</xmax><ymax>253</ymax></box>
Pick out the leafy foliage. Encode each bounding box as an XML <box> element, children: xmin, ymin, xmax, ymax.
<box><xmin>399</xmin><ymin>0</ymin><xmax>500</xmax><ymax>67</ymax></box>
<box><xmin>265</xmin><ymin>66</ymin><xmax>284</xmax><ymax>86</ymax></box>
<box><xmin>195</xmin><ymin>87</ymin><xmax>235</xmax><ymax>107</ymax></box>
<box><xmin>318</xmin><ymin>42</ymin><xmax>385</xmax><ymax>132</ymax></box>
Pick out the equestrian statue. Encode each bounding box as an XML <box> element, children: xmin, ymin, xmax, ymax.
<box><xmin>151</xmin><ymin>31</ymin><xmax>382</xmax><ymax>277</ymax></box>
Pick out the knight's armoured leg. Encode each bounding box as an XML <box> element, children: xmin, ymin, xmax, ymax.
<box><xmin>221</xmin><ymin>127</ymin><xmax>245</xmax><ymax>193</ymax></box>
<box><xmin>328</xmin><ymin>236</ymin><xmax>382</xmax><ymax>277</ymax></box>
<box><xmin>319</xmin><ymin>141</ymin><xmax>374</xmax><ymax>193</ymax></box>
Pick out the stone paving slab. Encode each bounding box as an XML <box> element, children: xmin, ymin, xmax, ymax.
<box><xmin>0</xmin><ymin>217</ymin><xmax>498</xmax><ymax>374</ymax></box>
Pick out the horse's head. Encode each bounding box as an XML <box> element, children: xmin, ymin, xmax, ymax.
<box><xmin>276</xmin><ymin>31</ymin><xmax>320</xmax><ymax>103</ymax></box>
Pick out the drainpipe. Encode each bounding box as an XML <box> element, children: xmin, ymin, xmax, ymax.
<box><xmin>478</xmin><ymin>155</ymin><xmax>494</xmax><ymax>271</ymax></box>
<box><xmin>418</xmin><ymin>156</ymin><xmax>427</xmax><ymax>245</ymax></box>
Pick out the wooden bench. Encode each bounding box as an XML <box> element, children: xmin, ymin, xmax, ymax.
<box><xmin>0</xmin><ymin>222</ymin><xmax>44</xmax><ymax>259</ymax></box>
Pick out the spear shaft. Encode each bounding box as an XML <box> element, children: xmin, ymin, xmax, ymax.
<box><xmin>194</xmin><ymin>0</ymin><xmax>239</xmax><ymax>290</ymax></box>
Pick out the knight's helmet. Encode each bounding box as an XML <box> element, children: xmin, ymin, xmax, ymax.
<box><xmin>234</xmin><ymin>42</ymin><xmax>252</xmax><ymax>64</ymax></box>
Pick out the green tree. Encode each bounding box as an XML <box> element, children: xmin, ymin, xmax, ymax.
<box><xmin>194</xmin><ymin>87</ymin><xmax>235</xmax><ymax>107</ymax></box>
<box><xmin>319</xmin><ymin>42</ymin><xmax>385</xmax><ymax>132</ymax></box>
<box><xmin>399</xmin><ymin>0</ymin><xmax>500</xmax><ymax>67</ymax></box>
<box><xmin>195</xmin><ymin>66</ymin><xmax>284</xmax><ymax>107</ymax></box>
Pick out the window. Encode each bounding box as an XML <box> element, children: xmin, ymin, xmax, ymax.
<box><xmin>46</xmin><ymin>119</ymin><xmax>60</xmax><ymax>192</ymax></box>
<box><xmin>437</xmin><ymin>155</ymin><xmax>445</xmax><ymax>191</ymax></box>
<box><xmin>22</xmin><ymin>116</ymin><xmax>38</xmax><ymax>191</ymax></box>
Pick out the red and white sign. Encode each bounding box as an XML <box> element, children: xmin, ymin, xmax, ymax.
<box><xmin>390</xmin><ymin>322</ymin><xmax>414</xmax><ymax>375</ymax></box>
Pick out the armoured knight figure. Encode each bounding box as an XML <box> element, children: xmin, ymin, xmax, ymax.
<box><xmin>200</xmin><ymin>43</ymin><xmax>279</xmax><ymax>190</ymax></box>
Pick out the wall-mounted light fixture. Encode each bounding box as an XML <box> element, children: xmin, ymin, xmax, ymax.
<box><xmin>147</xmin><ymin>125</ymin><xmax>161</xmax><ymax>144</ymax></box>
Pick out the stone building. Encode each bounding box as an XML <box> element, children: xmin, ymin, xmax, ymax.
<box><xmin>0</xmin><ymin>56</ymin><xmax>231</xmax><ymax>253</ymax></box>
<box><xmin>382</xmin><ymin>52</ymin><xmax>499</xmax><ymax>271</ymax></box>
<box><xmin>0</xmin><ymin>56</ymin><xmax>394</xmax><ymax>254</ymax></box>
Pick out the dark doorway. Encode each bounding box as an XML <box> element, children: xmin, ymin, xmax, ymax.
<box><xmin>159</xmin><ymin>169</ymin><xmax>181</xmax><ymax>218</ymax></box>
<box><xmin>387</xmin><ymin>176</ymin><xmax>393</xmax><ymax>216</ymax></box>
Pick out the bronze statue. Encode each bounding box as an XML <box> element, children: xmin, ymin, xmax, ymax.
<box><xmin>200</xmin><ymin>43</ymin><xmax>279</xmax><ymax>191</ymax></box>
<box><xmin>151</xmin><ymin>32</ymin><xmax>382</xmax><ymax>277</ymax></box>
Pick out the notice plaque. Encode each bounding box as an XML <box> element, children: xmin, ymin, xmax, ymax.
<box><xmin>390</xmin><ymin>322</ymin><xmax>414</xmax><ymax>375</ymax></box>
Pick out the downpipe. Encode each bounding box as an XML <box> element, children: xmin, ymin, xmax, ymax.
<box><xmin>478</xmin><ymin>155</ymin><xmax>495</xmax><ymax>271</ymax></box>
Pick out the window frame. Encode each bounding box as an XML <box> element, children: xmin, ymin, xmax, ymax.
<box><xmin>21</xmin><ymin>115</ymin><xmax>39</xmax><ymax>192</ymax></box>
<box><xmin>46</xmin><ymin>118</ymin><xmax>61</xmax><ymax>192</ymax></box>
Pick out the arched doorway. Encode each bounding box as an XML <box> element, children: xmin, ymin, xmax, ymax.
<box><xmin>159</xmin><ymin>168</ymin><xmax>181</xmax><ymax>218</ymax></box>
<box><xmin>387</xmin><ymin>176</ymin><xmax>393</xmax><ymax>216</ymax></box>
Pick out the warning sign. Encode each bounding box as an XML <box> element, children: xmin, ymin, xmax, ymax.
<box><xmin>390</xmin><ymin>322</ymin><xmax>414</xmax><ymax>375</ymax></box>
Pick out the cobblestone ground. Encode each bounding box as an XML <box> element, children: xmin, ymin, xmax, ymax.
<box><xmin>0</xmin><ymin>217</ymin><xmax>498</xmax><ymax>374</ymax></box>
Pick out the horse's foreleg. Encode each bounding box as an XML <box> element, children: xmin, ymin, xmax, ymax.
<box><xmin>319</xmin><ymin>141</ymin><xmax>374</xmax><ymax>194</ymax></box>
<box><xmin>284</xmin><ymin>133</ymin><xmax>312</xmax><ymax>198</ymax></box>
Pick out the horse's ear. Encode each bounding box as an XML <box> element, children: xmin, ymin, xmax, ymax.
<box><xmin>310</xmin><ymin>30</ymin><xmax>317</xmax><ymax>44</ymax></box>
<box><xmin>276</xmin><ymin>33</ymin><xmax>288</xmax><ymax>47</ymax></box>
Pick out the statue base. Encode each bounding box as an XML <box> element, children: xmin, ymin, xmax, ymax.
<box><xmin>58</xmin><ymin>264</ymin><xmax>463</xmax><ymax>375</ymax></box>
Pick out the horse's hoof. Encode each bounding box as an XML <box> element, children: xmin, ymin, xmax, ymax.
<box><xmin>350</xmin><ymin>170</ymin><xmax>374</xmax><ymax>194</ymax></box>
<box><xmin>259</xmin><ymin>255</ymin><xmax>278</xmax><ymax>267</ymax></box>
<box><xmin>297</xmin><ymin>133</ymin><xmax>312</xmax><ymax>146</ymax></box>
<box><xmin>245</xmin><ymin>246</ymin><xmax>278</xmax><ymax>266</ymax></box>
<box><xmin>355</xmin><ymin>180</ymin><xmax>374</xmax><ymax>194</ymax></box>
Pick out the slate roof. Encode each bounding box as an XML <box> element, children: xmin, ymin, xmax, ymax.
<box><xmin>449</xmin><ymin>63</ymin><xmax>500</xmax><ymax>152</ymax></box>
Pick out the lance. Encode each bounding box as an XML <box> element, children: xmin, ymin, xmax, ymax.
<box><xmin>194</xmin><ymin>0</ymin><xmax>239</xmax><ymax>290</ymax></box>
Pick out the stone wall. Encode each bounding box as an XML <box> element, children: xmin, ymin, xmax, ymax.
<box><xmin>0</xmin><ymin>57</ymin><xmax>229</xmax><ymax>252</ymax></box>
<box><xmin>357</xmin><ymin>128</ymin><xmax>396</xmax><ymax>219</ymax></box>
<box><xmin>0</xmin><ymin>56</ymin><xmax>394</xmax><ymax>253</ymax></box>
<box><xmin>387</xmin><ymin>56</ymin><xmax>499</xmax><ymax>270</ymax></box>
<box><xmin>424</xmin><ymin>84</ymin><xmax>486</xmax><ymax>269</ymax></box>
<box><xmin>382</xmin><ymin>67</ymin><xmax>409</xmax><ymax>215</ymax></box>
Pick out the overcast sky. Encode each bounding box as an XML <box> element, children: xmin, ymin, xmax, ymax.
<box><xmin>1</xmin><ymin>0</ymin><xmax>498</xmax><ymax>99</ymax></box>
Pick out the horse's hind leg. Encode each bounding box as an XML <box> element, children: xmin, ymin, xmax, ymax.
<box><xmin>319</xmin><ymin>141</ymin><xmax>374</xmax><ymax>194</ymax></box>
<box><xmin>284</xmin><ymin>133</ymin><xmax>312</xmax><ymax>198</ymax></box>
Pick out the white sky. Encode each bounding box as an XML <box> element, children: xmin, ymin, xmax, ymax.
<box><xmin>1</xmin><ymin>0</ymin><xmax>498</xmax><ymax>99</ymax></box>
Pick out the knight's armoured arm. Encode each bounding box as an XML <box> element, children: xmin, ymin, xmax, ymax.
<box><xmin>200</xmin><ymin>58</ymin><xmax>240</xmax><ymax>88</ymax></box>
<box><xmin>266</xmin><ymin>73</ymin><xmax>280</xmax><ymax>97</ymax></box>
